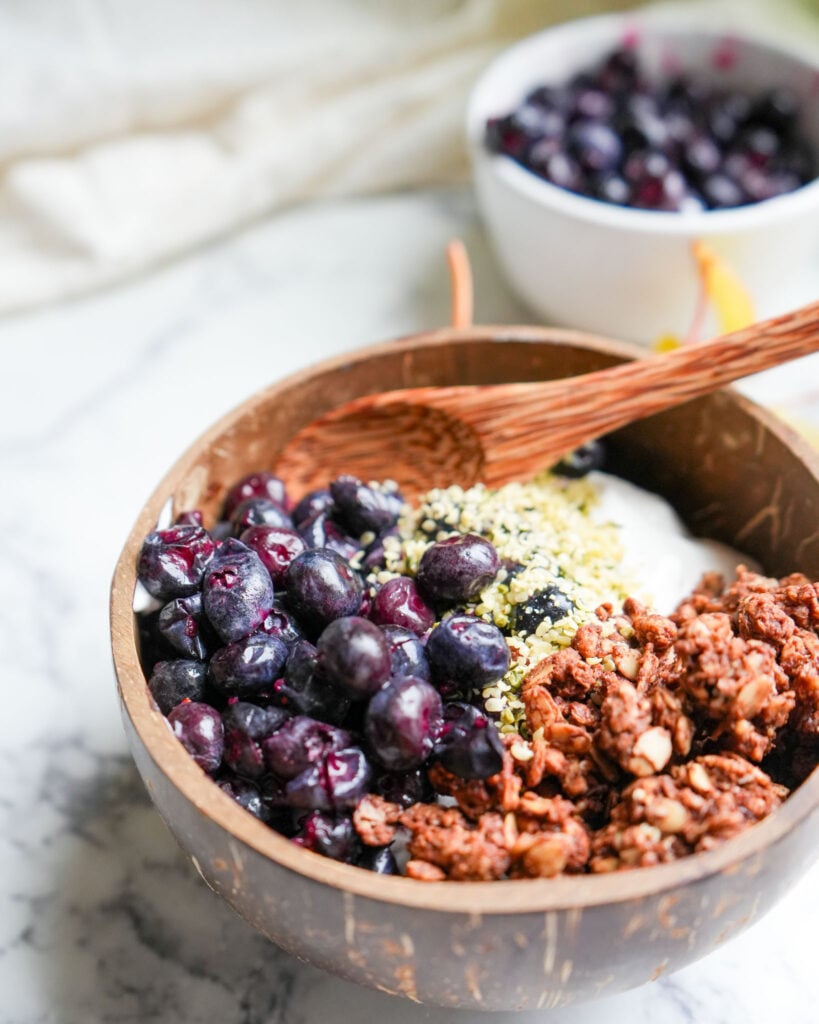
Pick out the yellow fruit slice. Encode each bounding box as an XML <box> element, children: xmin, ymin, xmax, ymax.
<box><xmin>691</xmin><ymin>241</ymin><xmax>755</xmax><ymax>334</ymax></box>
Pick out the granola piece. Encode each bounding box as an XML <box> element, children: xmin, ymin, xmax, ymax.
<box><xmin>400</xmin><ymin>804</ymin><xmax>511</xmax><ymax>881</ymax></box>
<box><xmin>510</xmin><ymin>796</ymin><xmax>591</xmax><ymax>877</ymax></box>
<box><xmin>353</xmin><ymin>793</ymin><xmax>402</xmax><ymax>847</ymax></box>
<box><xmin>624</xmin><ymin>598</ymin><xmax>678</xmax><ymax>650</ymax></box>
<box><xmin>529</xmin><ymin>645</ymin><xmax>601</xmax><ymax>700</ymax></box>
<box><xmin>737</xmin><ymin>592</ymin><xmax>796</xmax><ymax>649</ymax></box>
<box><xmin>597</xmin><ymin>678</ymin><xmax>673</xmax><ymax>776</ymax></box>
<box><xmin>590</xmin><ymin>753</ymin><xmax>786</xmax><ymax>870</ymax></box>
<box><xmin>675</xmin><ymin>611</ymin><xmax>793</xmax><ymax>761</ymax></box>
<box><xmin>780</xmin><ymin>631</ymin><xmax>819</xmax><ymax>737</ymax></box>
<box><xmin>649</xmin><ymin>686</ymin><xmax>694</xmax><ymax>757</ymax></box>
<box><xmin>427</xmin><ymin>762</ymin><xmax>496</xmax><ymax>819</ymax></box>
<box><xmin>773</xmin><ymin>576</ymin><xmax>819</xmax><ymax>631</ymax></box>
<box><xmin>521</xmin><ymin>668</ymin><xmax>594</xmax><ymax>754</ymax></box>
<box><xmin>406</xmin><ymin>860</ymin><xmax>446</xmax><ymax>881</ymax></box>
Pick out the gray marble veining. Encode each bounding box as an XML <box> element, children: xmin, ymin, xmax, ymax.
<box><xmin>1</xmin><ymin>186</ymin><xmax>816</xmax><ymax>1023</ymax></box>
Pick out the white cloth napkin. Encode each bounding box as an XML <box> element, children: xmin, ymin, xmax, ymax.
<box><xmin>0</xmin><ymin>0</ymin><xmax>813</xmax><ymax>313</ymax></box>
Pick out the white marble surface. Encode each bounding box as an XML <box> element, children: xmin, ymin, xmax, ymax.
<box><xmin>1</xmin><ymin>186</ymin><xmax>817</xmax><ymax>1024</ymax></box>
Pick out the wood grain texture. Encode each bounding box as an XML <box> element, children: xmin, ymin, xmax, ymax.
<box><xmin>110</xmin><ymin>326</ymin><xmax>819</xmax><ymax>1011</ymax></box>
<box><xmin>276</xmin><ymin>302</ymin><xmax>819</xmax><ymax>495</ymax></box>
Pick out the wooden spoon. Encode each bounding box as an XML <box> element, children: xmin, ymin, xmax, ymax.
<box><xmin>276</xmin><ymin>241</ymin><xmax>819</xmax><ymax>497</ymax></box>
<box><xmin>275</xmin><ymin>300</ymin><xmax>819</xmax><ymax>499</ymax></box>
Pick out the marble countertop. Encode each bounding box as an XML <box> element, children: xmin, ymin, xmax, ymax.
<box><xmin>1</xmin><ymin>186</ymin><xmax>817</xmax><ymax>1024</ymax></box>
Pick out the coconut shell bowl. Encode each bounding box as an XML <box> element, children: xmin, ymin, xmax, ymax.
<box><xmin>111</xmin><ymin>324</ymin><xmax>819</xmax><ymax>1012</ymax></box>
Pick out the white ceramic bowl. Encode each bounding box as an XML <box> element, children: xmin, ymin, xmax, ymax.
<box><xmin>467</xmin><ymin>10</ymin><xmax>819</xmax><ymax>344</ymax></box>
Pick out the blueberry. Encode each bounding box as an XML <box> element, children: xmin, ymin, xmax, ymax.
<box><xmin>701</xmin><ymin>172</ymin><xmax>746</xmax><ymax>209</ymax></box>
<box><xmin>274</xmin><ymin>639</ymin><xmax>352</xmax><ymax>723</ymax></box>
<box><xmin>291</xmin><ymin>489</ymin><xmax>334</xmax><ymax>528</ymax></box>
<box><xmin>222</xmin><ymin>472</ymin><xmax>289</xmax><ymax>519</ymax></box>
<box><xmin>261</xmin><ymin>714</ymin><xmax>352</xmax><ymax>780</ymax></box>
<box><xmin>148</xmin><ymin>659</ymin><xmax>207</xmax><ymax>714</ymax></box>
<box><xmin>553</xmin><ymin>439</ymin><xmax>606</xmax><ymax>478</ymax></box>
<box><xmin>374</xmin><ymin>767</ymin><xmax>433</xmax><ymax>808</ymax></box>
<box><xmin>208</xmin><ymin>632</ymin><xmax>288</xmax><ymax>697</ymax></box>
<box><xmin>293</xmin><ymin>811</ymin><xmax>360</xmax><ymax>862</ymax></box>
<box><xmin>751</xmin><ymin>87</ymin><xmax>800</xmax><ymax>134</ymax></box>
<box><xmin>157</xmin><ymin>593</ymin><xmax>213</xmax><ymax>660</ymax></box>
<box><xmin>426</xmin><ymin>613</ymin><xmax>510</xmax><ymax>692</ymax></box>
<box><xmin>365</xmin><ymin>676</ymin><xmax>443</xmax><ymax>771</ymax></box>
<box><xmin>137</xmin><ymin>524</ymin><xmax>215</xmax><ymax>601</ymax></box>
<box><xmin>240</xmin><ymin>525</ymin><xmax>306</xmax><ymax>586</ymax></box>
<box><xmin>357</xmin><ymin>846</ymin><xmax>399</xmax><ymax>875</ymax></box>
<box><xmin>416</xmin><ymin>534</ymin><xmax>499</xmax><ymax>607</ymax></box>
<box><xmin>285</xmin><ymin>549</ymin><xmax>363</xmax><ymax>636</ymax></box>
<box><xmin>285</xmin><ymin>748</ymin><xmax>372</xmax><ymax>811</ymax></box>
<box><xmin>230</xmin><ymin>497</ymin><xmax>291</xmax><ymax>537</ymax></box>
<box><xmin>259</xmin><ymin>598</ymin><xmax>305</xmax><ymax>645</ymax></box>
<box><xmin>511</xmin><ymin>585</ymin><xmax>574</xmax><ymax>636</ymax></box>
<box><xmin>370</xmin><ymin>576</ymin><xmax>435</xmax><ymax>634</ymax></box>
<box><xmin>567</xmin><ymin>119</ymin><xmax>622</xmax><ymax>173</ymax></box>
<box><xmin>217</xmin><ymin>775</ymin><xmax>269</xmax><ymax>822</ymax></box>
<box><xmin>317</xmin><ymin>616</ymin><xmax>391</xmax><ymax>699</ymax></box>
<box><xmin>202</xmin><ymin>538</ymin><xmax>274</xmax><ymax>643</ymax></box>
<box><xmin>174</xmin><ymin>510</ymin><xmax>203</xmax><ymax>527</ymax></box>
<box><xmin>329</xmin><ymin>475</ymin><xmax>403</xmax><ymax>538</ymax></box>
<box><xmin>168</xmin><ymin>701</ymin><xmax>224</xmax><ymax>774</ymax></box>
<box><xmin>222</xmin><ymin>700</ymin><xmax>289</xmax><ymax>779</ymax></box>
<box><xmin>434</xmin><ymin>703</ymin><xmax>504</xmax><ymax>780</ymax></box>
<box><xmin>381</xmin><ymin>625</ymin><xmax>431</xmax><ymax>682</ymax></box>
<box><xmin>297</xmin><ymin>510</ymin><xmax>360</xmax><ymax>561</ymax></box>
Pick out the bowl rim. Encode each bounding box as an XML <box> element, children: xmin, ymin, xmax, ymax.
<box><xmin>465</xmin><ymin>9</ymin><xmax>819</xmax><ymax>237</ymax></box>
<box><xmin>111</xmin><ymin>324</ymin><xmax>819</xmax><ymax>915</ymax></box>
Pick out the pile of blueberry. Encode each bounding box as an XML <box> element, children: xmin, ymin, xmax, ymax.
<box><xmin>136</xmin><ymin>471</ymin><xmax>513</xmax><ymax>871</ymax></box>
<box><xmin>485</xmin><ymin>45</ymin><xmax>816</xmax><ymax>211</ymax></box>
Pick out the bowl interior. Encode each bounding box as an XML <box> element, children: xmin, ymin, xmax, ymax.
<box><xmin>112</xmin><ymin>327</ymin><xmax>819</xmax><ymax>918</ymax></box>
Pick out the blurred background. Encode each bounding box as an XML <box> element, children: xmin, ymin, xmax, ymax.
<box><xmin>1</xmin><ymin>2</ymin><xmax>817</xmax><ymax>1023</ymax></box>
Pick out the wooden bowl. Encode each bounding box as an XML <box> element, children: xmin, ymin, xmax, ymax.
<box><xmin>110</xmin><ymin>327</ymin><xmax>819</xmax><ymax>1012</ymax></box>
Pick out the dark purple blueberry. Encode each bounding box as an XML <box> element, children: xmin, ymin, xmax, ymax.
<box><xmin>137</xmin><ymin>610</ymin><xmax>174</xmax><ymax>674</ymax></box>
<box><xmin>137</xmin><ymin>524</ymin><xmax>215</xmax><ymax>601</ymax></box>
<box><xmin>274</xmin><ymin>639</ymin><xmax>352</xmax><ymax>723</ymax></box>
<box><xmin>157</xmin><ymin>593</ymin><xmax>212</xmax><ymax>660</ymax></box>
<box><xmin>223</xmin><ymin>472</ymin><xmax>289</xmax><ymax>519</ymax></box>
<box><xmin>701</xmin><ymin>172</ymin><xmax>746</xmax><ymax>209</ymax></box>
<box><xmin>370</xmin><ymin>576</ymin><xmax>435</xmax><ymax>634</ymax></box>
<box><xmin>298</xmin><ymin>510</ymin><xmax>360</xmax><ymax>561</ymax></box>
<box><xmin>259</xmin><ymin>599</ymin><xmax>305</xmax><ymax>645</ymax></box>
<box><xmin>777</xmin><ymin>138</ymin><xmax>816</xmax><ymax>182</ymax></box>
<box><xmin>597</xmin><ymin>46</ymin><xmax>640</xmax><ymax>93</ymax></box>
<box><xmin>317</xmin><ymin>616</ymin><xmax>391</xmax><ymax>699</ymax></box>
<box><xmin>374</xmin><ymin>767</ymin><xmax>433</xmax><ymax>808</ymax></box>
<box><xmin>751</xmin><ymin>87</ymin><xmax>799</xmax><ymax>134</ymax></box>
<box><xmin>511</xmin><ymin>585</ymin><xmax>574</xmax><ymax>636</ymax></box>
<box><xmin>240</xmin><ymin>525</ymin><xmax>307</xmax><ymax>586</ymax></box>
<box><xmin>202</xmin><ymin>538</ymin><xmax>274</xmax><ymax>643</ymax></box>
<box><xmin>360</xmin><ymin>528</ymin><xmax>399</xmax><ymax>572</ymax></box>
<box><xmin>416</xmin><ymin>534</ymin><xmax>499</xmax><ymax>607</ymax></box>
<box><xmin>217</xmin><ymin>775</ymin><xmax>268</xmax><ymax>822</ymax></box>
<box><xmin>174</xmin><ymin>510</ymin><xmax>203</xmax><ymax>527</ymax></box>
<box><xmin>553</xmin><ymin>439</ymin><xmax>606</xmax><ymax>478</ymax></box>
<box><xmin>293</xmin><ymin>811</ymin><xmax>360</xmax><ymax>862</ymax></box>
<box><xmin>434</xmin><ymin>703</ymin><xmax>504</xmax><ymax>780</ymax></box>
<box><xmin>261</xmin><ymin>714</ymin><xmax>352</xmax><ymax>780</ymax></box>
<box><xmin>230</xmin><ymin>497</ymin><xmax>291</xmax><ymax>535</ymax></box>
<box><xmin>543</xmin><ymin>151</ymin><xmax>585</xmax><ymax>192</ymax></box>
<box><xmin>572</xmin><ymin>86</ymin><xmax>615</xmax><ymax>122</ymax></box>
<box><xmin>625</xmin><ymin>150</ymin><xmax>686</xmax><ymax>210</ymax></box>
<box><xmin>148</xmin><ymin>659</ymin><xmax>207</xmax><ymax>714</ymax></box>
<box><xmin>591</xmin><ymin>172</ymin><xmax>630</xmax><ymax>206</ymax></box>
<box><xmin>485</xmin><ymin>114</ymin><xmax>529</xmax><ymax>160</ymax></box>
<box><xmin>329</xmin><ymin>475</ymin><xmax>403</xmax><ymax>538</ymax></box>
<box><xmin>365</xmin><ymin>676</ymin><xmax>443</xmax><ymax>771</ymax></box>
<box><xmin>168</xmin><ymin>701</ymin><xmax>224</xmax><ymax>774</ymax></box>
<box><xmin>285</xmin><ymin>549</ymin><xmax>363</xmax><ymax>636</ymax></box>
<box><xmin>567</xmin><ymin>119</ymin><xmax>622</xmax><ymax>173</ymax></box>
<box><xmin>285</xmin><ymin>748</ymin><xmax>372</xmax><ymax>811</ymax></box>
<box><xmin>682</xmin><ymin>133</ymin><xmax>721</xmax><ymax>179</ymax></box>
<box><xmin>527</xmin><ymin>135</ymin><xmax>564</xmax><ymax>175</ymax></box>
<box><xmin>222</xmin><ymin>700</ymin><xmax>288</xmax><ymax>778</ymax></box>
<box><xmin>208</xmin><ymin>632</ymin><xmax>288</xmax><ymax>697</ymax></box>
<box><xmin>381</xmin><ymin>625</ymin><xmax>431</xmax><ymax>682</ymax></box>
<box><xmin>705</xmin><ymin>91</ymin><xmax>751</xmax><ymax>146</ymax></box>
<box><xmin>426</xmin><ymin>614</ymin><xmax>510</xmax><ymax>692</ymax></box>
<box><xmin>357</xmin><ymin>846</ymin><xmax>398</xmax><ymax>875</ymax></box>
<box><xmin>291</xmin><ymin>488</ymin><xmax>335</xmax><ymax>528</ymax></box>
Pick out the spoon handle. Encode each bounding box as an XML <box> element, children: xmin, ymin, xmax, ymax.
<box><xmin>364</xmin><ymin>300</ymin><xmax>819</xmax><ymax>482</ymax></box>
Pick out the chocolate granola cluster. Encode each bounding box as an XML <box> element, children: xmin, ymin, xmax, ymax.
<box><xmin>355</xmin><ymin>567</ymin><xmax>817</xmax><ymax>879</ymax></box>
